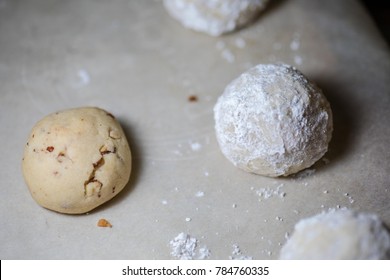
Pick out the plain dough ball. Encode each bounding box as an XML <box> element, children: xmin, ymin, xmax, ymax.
<box><xmin>22</xmin><ymin>107</ymin><xmax>132</xmax><ymax>214</ymax></box>
<box><xmin>163</xmin><ymin>0</ymin><xmax>268</xmax><ymax>36</ymax></box>
<box><xmin>279</xmin><ymin>209</ymin><xmax>390</xmax><ymax>260</ymax></box>
<box><xmin>214</xmin><ymin>64</ymin><xmax>333</xmax><ymax>177</ymax></box>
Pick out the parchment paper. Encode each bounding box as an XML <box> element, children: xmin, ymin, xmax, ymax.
<box><xmin>0</xmin><ymin>0</ymin><xmax>389</xmax><ymax>259</ymax></box>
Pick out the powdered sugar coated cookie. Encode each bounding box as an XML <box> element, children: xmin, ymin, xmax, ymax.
<box><xmin>163</xmin><ymin>0</ymin><xmax>268</xmax><ymax>36</ymax></box>
<box><xmin>279</xmin><ymin>209</ymin><xmax>390</xmax><ymax>259</ymax></box>
<box><xmin>214</xmin><ymin>64</ymin><xmax>332</xmax><ymax>177</ymax></box>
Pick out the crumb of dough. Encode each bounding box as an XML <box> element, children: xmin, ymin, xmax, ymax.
<box><xmin>97</xmin><ymin>218</ymin><xmax>112</xmax><ymax>228</ymax></box>
<box><xmin>188</xmin><ymin>95</ymin><xmax>198</xmax><ymax>102</ymax></box>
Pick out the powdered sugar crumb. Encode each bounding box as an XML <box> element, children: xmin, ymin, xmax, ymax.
<box><xmin>290</xmin><ymin>35</ymin><xmax>300</xmax><ymax>51</ymax></box>
<box><xmin>215</xmin><ymin>40</ymin><xmax>236</xmax><ymax>63</ymax></box>
<box><xmin>235</xmin><ymin>37</ymin><xmax>246</xmax><ymax>49</ymax></box>
<box><xmin>221</xmin><ymin>49</ymin><xmax>235</xmax><ymax>63</ymax></box>
<box><xmin>170</xmin><ymin>233</ymin><xmax>197</xmax><ymax>260</ymax></box>
<box><xmin>229</xmin><ymin>244</ymin><xmax>252</xmax><ymax>260</ymax></box>
<box><xmin>195</xmin><ymin>191</ymin><xmax>205</xmax><ymax>197</ymax></box>
<box><xmin>189</xmin><ymin>141</ymin><xmax>202</xmax><ymax>151</ymax></box>
<box><xmin>254</xmin><ymin>183</ymin><xmax>286</xmax><ymax>201</ymax></box>
<box><xmin>293</xmin><ymin>169</ymin><xmax>316</xmax><ymax>179</ymax></box>
<box><xmin>77</xmin><ymin>69</ymin><xmax>90</xmax><ymax>86</ymax></box>
<box><xmin>169</xmin><ymin>233</ymin><xmax>210</xmax><ymax>260</ymax></box>
<box><xmin>294</xmin><ymin>55</ymin><xmax>302</xmax><ymax>65</ymax></box>
<box><xmin>344</xmin><ymin>193</ymin><xmax>355</xmax><ymax>204</ymax></box>
<box><xmin>197</xmin><ymin>246</ymin><xmax>211</xmax><ymax>259</ymax></box>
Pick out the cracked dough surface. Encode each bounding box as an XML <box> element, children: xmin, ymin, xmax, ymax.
<box><xmin>214</xmin><ymin>64</ymin><xmax>333</xmax><ymax>177</ymax></box>
<box><xmin>279</xmin><ymin>209</ymin><xmax>390</xmax><ymax>260</ymax></box>
<box><xmin>22</xmin><ymin>107</ymin><xmax>132</xmax><ymax>214</ymax></box>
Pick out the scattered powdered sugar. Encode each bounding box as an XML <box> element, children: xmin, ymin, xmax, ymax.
<box><xmin>190</xmin><ymin>141</ymin><xmax>202</xmax><ymax>151</ymax></box>
<box><xmin>262</xmin><ymin>250</ymin><xmax>273</xmax><ymax>256</ymax></box>
<box><xmin>215</xmin><ymin>37</ymin><xmax>248</xmax><ymax>63</ymax></box>
<box><xmin>290</xmin><ymin>33</ymin><xmax>300</xmax><ymax>51</ymax></box>
<box><xmin>169</xmin><ymin>233</ymin><xmax>210</xmax><ymax>260</ymax></box>
<box><xmin>344</xmin><ymin>193</ymin><xmax>355</xmax><ymax>204</ymax></box>
<box><xmin>170</xmin><ymin>233</ymin><xmax>197</xmax><ymax>260</ymax></box>
<box><xmin>221</xmin><ymin>49</ymin><xmax>235</xmax><ymax>63</ymax></box>
<box><xmin>216</xmin><ymin>41</ymin><xmax>235</xmax><ymax>63</ymax></box>
<box><xmin>254</xmin><ymin>183</ymin><xmax>286</xmax><ymax>201</ymax></box>
<box><xmin>290</xmin><ymin>33</ymin><xmax>303</xmax><ymax>65</ymax></box>
<box><xmin>198</xmin><ymin>246</ymin><xmax>211</xmax><ymax>259</ymax></box>
<box><xmin>77</xmin><ymin>69</ymin><xmax>90</xmax><ymax>86</ymax></box>
<box><xmin>195</xmin><ymin>191</ymin><xmax>205</xmax><ymax>197</ymax></box>
<box><xmin>294</xmin><ymin>55</ymin><xmax>303</xmax><ymax>65</ymax></box>
<box><xmin>293</xmin><ymin>168</ymin><xmax>316</xmax><ymax>179</ymax></box>
<box><xmin>169</xmin><ymin>137</ymin><xmax>209</xmax><ymax>158</ymax></box>
<box><xmin>235</xmin><ymin>37</ymin><xmax>246</xmax><ymax>49</ymax></box>
<box><xmin>229</xmin><ymin>244</ymin><xmax>252</xmax><ymax>260</ymax></box>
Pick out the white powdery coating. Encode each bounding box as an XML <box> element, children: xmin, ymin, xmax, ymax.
<box><xmin>169</xmin><ymin>233</ymin><xmax>211</xmax><ymax>260</ymax></box>
<box><xmin>77</xmin><ymin>69</ymin><xmax>90</xmax><ymax>86</ymax></box>
<box><xmin>255</xmin><ymin>184</ymin><xmax>286</xmax><ymax>200</ymax></box>
<box><xmin>163</xmin><ymin>0</ymin><xmax>268</xmax><ymax>36</ymax></box>
<box><xmin>170</xmin><ymin>232</ymin><xmax>198</xmax><ymax>260</ymax></box>
<box><xmin>197</xmin><ymin>246</ymin><xmax>211</xmax><ymax>259</ymax></box>
<box><xmin>214</xmin><ymin>64</ymin><xmax>333</xmax><ymax>177</ymax></box>
<box><xmin>279</xmin><ymin>209</ymin><xmax>390</xmax><ymax>260</ymax></box>
<box><xmin>229</xmin><ymin>244</ymin><xmax>253</xmax><ymax>260</ymax></box>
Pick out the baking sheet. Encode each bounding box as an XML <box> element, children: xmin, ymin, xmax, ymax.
<box><xmin>0</xmin><ymin>0</ymin><xmax>389</xmax><ymax>259</ymax></box>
